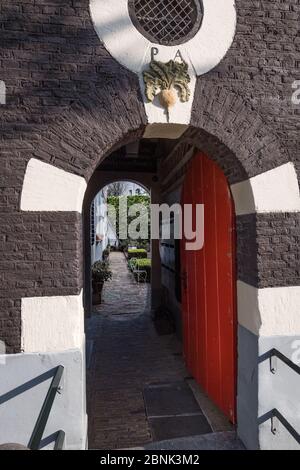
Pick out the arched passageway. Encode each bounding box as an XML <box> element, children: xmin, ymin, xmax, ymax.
<box><xmin>85</xmin><ymin>146</ymin><xmax>239</xmax><ymax>450</ymax></box>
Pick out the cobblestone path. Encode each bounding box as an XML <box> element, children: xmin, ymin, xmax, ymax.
<box><xmin>87</xmin><ymin>252</ymin><xmax>188</xmax><ymax>450</ymax></box>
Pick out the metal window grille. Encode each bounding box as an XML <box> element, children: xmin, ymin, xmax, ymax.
<box><xmin>128</xmin><ymin>0</ymin><xmax>203</xmax><ymax>46</ymax></box>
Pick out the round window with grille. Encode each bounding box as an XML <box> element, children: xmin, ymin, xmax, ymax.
<box><xmin>128</xmin><ymin>0</ymin><xmax>203</xmax><ymax>46</ymax></box>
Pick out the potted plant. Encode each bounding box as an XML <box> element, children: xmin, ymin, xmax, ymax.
<box><xmin>92</xmin><ymin>260</ymin><xmax>112</xmax><ymax>305</ymax></box>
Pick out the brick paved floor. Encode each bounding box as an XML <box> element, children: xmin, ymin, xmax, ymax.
<box><xmin>86</xmin><ymin>252</ymin><xmax>189</xmax><ymax>450</ymax></box>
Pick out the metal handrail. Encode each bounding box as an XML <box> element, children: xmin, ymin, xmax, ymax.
<box><xmin>258</xmin><ymin>409</ymin><xmax>300</xmax><ymax>445</ymax></box>
<box><xmin>271</xmin><ymin>409</ymin><xmax>300</xmax><ymax>445</ymax></box>
<box><xmin>268</xmin><ymin>348</ymin><xmax>300</xmax><ymax>375</ymax></box>
<box><xmin>28</xmin><ymin>365</ymin><xmax>64</xmax><ymax>450</ymax></box>
<box><xmin>54</xmin><ymin>430</ymin><xmax>66</xmax><ymax>450</ymax></box>
<box><xmin>259</xmin><ymin>349</ymin><xmax>300</xmax><ymax>445</ymax></box>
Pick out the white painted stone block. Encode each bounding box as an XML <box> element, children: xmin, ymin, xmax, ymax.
<box><xmin>237</xmin><ymin>281</ymin><xmax>300</xmax><ymax>337</ymax></box>
<box><xmin>21</xmin><ymin>158</ymin><xmax>87</xmax><ymax>213</ymax></box>
<box><xmin>21</xmin><ymin>291</ymin><xmax>84</xmax><ymax>353</ymax></box>
<box><xmin>231</xmin><ymin>163</ymin><xmax>300</xmax><ymax>215</ymax></box>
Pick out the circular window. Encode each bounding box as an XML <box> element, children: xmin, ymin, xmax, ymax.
<box><xmin>128</xmin><ymin>0</ymin><xmax>203</xmax><ymax>46</ymax></box>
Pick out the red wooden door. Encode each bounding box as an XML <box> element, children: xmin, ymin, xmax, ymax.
<box><xmin>181</xmin><ymin>151</ymin><xmax>237</xmax><ymax>423</ymax></box>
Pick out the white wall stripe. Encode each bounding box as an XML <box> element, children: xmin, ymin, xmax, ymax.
<box><xmin>21</xmin><ymin>291</ymin><xmax>84</xmax><ymax>353</ymax></box>
<box><xmin>21</xmin><ymin>158</ymin><xmax>87</xmax><ymax>213</ymax></box>
<box><xmin>231</xmin><ymin>162</ymin><xmax>300</xmax><ymax>215</ymax></box>
<box><xmin>237</xmin><ymin>281</ymin><xmax>300</xmax><ymax>337</ymax></box>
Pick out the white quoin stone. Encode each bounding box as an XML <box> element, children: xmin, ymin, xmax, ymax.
<box><xmin>231</xmin><ymin>162</ymin><xmax>300</xmax><ymax>215</ymax></box>
<box><xmin>21</xmin><ymin>158</ymin><xmax>87</xmax><ymax>213</ymax></box>
<box><xmin>237</xmin><ymin>281</ymin><xmax>300</xmax><ymax>337</ymax></box>
<box><xmin>90</xmin><ymin>0</ymin><xmax>237</xmax><ymax>126</ymax></box>
<box><xmin>21</xmin><ymin>292</ymin><xmax>85</xmax><ymax>353</ymax></box>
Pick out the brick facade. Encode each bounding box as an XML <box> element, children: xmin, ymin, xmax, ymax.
<box><xmin>236</xmin><ymin>213</ymin><xmax>300</xmax><ymax>288</ymax></box>
<box><xmin>0</xmin><ymin>1</ymin><xmax>299</xmax><ymax>352</ymax></box>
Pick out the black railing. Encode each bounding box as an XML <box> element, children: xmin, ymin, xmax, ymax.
<box><xmin>28</xmin><ymin>365</ymin><xmax>65</xmax><ymax>450</ymax></box>
<box><xmin>258</xmin><ymin>409</ymin><xmax>300</xmax><ymax>445</ymax></box>
<box><xmin>259</xmin><ymin>348</ymin><xmax>300</xmax><ymax>376</ymax></box>
<box><xmin>53</xmin><ymin>430</ymin><xmax>66</xmax><ymax>450</ymax></box>
<box><xmin>259</xmin><ymin>349</ymin><xmax>300</xmax><ymax>445</ymax></box>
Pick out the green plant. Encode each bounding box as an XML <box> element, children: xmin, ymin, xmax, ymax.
<box><xmin>135</xmin><ymin>258</ymin><xmax>151</xmax><ymax>282</ymax></box>
<box><xmin>107</xmin><ymin>195</ymin><xmax>150</xmax><ymax>247</ymax></box>
<box><xmin>92</xmin><ymin>261</ymin><xmax>112</xmax><ymax>284</ymax></box>
<box><xmin>127</xmin><ymin>248</ymin><xmax>147</xmax><ymax>260</ymax></box>
<box><xmin>135</xmin><ymin>258</ymin><xmax>151</xmax><ymax>268</ymax></box>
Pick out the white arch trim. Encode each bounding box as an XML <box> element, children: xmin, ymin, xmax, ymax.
<box><xmin>89</xmin><ymin>0</ymin><xmax>237</xmax><ymax>76</ymax></box>
<box><xmin>21</xmin><ymin>158</ymin><xmax>87</xmax><ymax>213</ymax></box>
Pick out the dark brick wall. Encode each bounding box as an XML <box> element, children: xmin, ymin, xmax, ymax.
<box><xmin>256</xmin><ymin>213</ymin><xmax>300</xmax><ymax>288</ymax></box>
<box><xmin>0</xmin><ymin>212</ymin><xmax>82</xmax><ymax>352</ymax></box>
<box><xmin>0</xmin><ymin>1</ymin><xmax>299</xmax><ymax>351</ymax></box>
<box><xmin>0</xmin><ymin>0</ymin><xmax>146</xmax><ymax>352</ymax></box>
<box><xmin>237</xmin><ymin>213</ymin><xmax>300</xmax><ymax>288</ymax></box>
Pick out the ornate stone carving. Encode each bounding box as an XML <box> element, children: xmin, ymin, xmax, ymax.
<box><xmin>143</xmin><ymin>60</ymin><xmax>191</xmax><ymax>120</ymax></box>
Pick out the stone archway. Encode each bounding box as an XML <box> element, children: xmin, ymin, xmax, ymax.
<box><xmin>1</xmin><ymin>0</ymin><xmax>299</xmax><ymax>452</ymax></box>
<box><xmin>13</xmin><ymin>88</ymin><xmax>300</xmax><ymax>449</ymax></box>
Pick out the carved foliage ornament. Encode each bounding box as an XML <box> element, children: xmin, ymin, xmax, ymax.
<box><xmin>143</xmin><ymin>60</ymin><xmax>191</xmax><ymax>119</ymax></box>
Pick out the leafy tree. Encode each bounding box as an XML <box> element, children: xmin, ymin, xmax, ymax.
<box><xmin>107</xmin><ymin>195</ymin><xmax>151</xmax><ymax>250</ymax></box>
